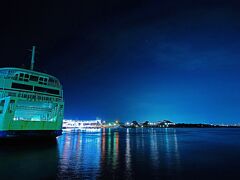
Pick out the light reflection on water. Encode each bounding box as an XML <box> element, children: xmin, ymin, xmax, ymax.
<box><xmin>58</xmin><ymin>131</ymin><xmax>101</xmax><ymax>179</ymax></box>
<box><xmin>56</xmin><ymin>128</ymin><xmax>240</xmax><ymax>180</ymax></box>
<box><xmin>0</xmin><ymin>128</ymin><xmax>240</xmax><ymax>179</ymax></box>
<box><xmin>125</xmin><ymin>128</ymin><xmax>131</xmax><ymax>178</ymax></box>
<box><xmin>57</xmin><ymin>128</ymin><xmax>181</xmax><ymax>179</ymax></box>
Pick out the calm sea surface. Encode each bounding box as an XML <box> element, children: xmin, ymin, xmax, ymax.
<box><xmin>0</xmin><ymin>128</ymin><xmax>240</xmax><ymax>180</ymax></box>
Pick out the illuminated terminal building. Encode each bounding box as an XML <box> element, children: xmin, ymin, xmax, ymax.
<box><xmin>62</xmin><ymin>119</ymin><xmax>102</xmax><ymax>130</ymax></box>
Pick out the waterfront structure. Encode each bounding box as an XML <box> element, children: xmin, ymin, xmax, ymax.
<box><xmin>0</xmin><ymin>47</ymin><xmax>64</xmax><ymax>137</ymax></box>
<box><xmin>62</xmin><ymin>119</ymin><xmax>102</xmax><ymax>130</ymax></box>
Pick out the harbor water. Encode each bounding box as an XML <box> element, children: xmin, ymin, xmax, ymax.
<box><xmin>0</xmin><ymin>128</ymin><xmax>240</xmax><ymax>179</ymax></box>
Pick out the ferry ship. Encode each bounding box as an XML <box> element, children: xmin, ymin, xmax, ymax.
<box><xmin>0</xmin><ymin>47</ymin><xmax>64</xmax><ymax>138</ymax></box>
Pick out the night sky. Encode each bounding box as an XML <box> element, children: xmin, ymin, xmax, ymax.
<box><xmin>1</xmin><ymin>0</ymin><xmax>240</xmax><ymax>123</ymax></box>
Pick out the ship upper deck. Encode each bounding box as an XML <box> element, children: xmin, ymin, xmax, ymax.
<box><xmin>0</xmin><ymin>67</ymin><xmax>61</xmax><ymax>88</ymax></box>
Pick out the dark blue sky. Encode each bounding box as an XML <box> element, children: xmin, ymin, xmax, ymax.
<box><xmin>1</xmin><ymin>0</ymin><xmax>240</xmax><ymax>123</ymax></box>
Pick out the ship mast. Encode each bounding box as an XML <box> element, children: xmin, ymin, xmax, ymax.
<box><xmin>30</xmin><ymin>46</ymin><xmax>35</xmax><ymax>70</ymax></box>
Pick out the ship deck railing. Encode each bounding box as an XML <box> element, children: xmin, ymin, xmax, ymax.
<box><xmin>0</xmin><ymin>89</ymin><xmax>63</xmax><ymax>102</ymax></box>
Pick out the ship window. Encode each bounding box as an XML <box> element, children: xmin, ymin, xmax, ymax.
<box><xmin>14</xmin><ymin>74</ymin><xmax>19</xmax><ymax>80</ymax></box>
<box><xmin>8</xmin><ymin>100</ymin><xmax>15</xmax><ymax>113</ymax></box>
<box><xmin>0</xmin><ymin>100</ymin><xmax>4</xmax><ymax>114</ymax></box>
<box><xmin>12</xmin><ymin>83</ymin><xmax>33</xmax><ymax>91</ymax></box>
<box><xmin>0</xmin><ymin>100</ymin><xmax>5</xmax><ymax>106</ymax></box>
<box><xmin>30</xmin><ymin>75</ymin><xmax>38</xmax><ymax>81</ymax></box>
<box><xmin>19</xmin><ymin>73</ymin><xmax>24</xmax><ymax>77</ymax></box>
<box><xmin>23</xmin><ymin>74</ymin><xmax>30</xmax><ymax>82</ymax></box>
<box><xmin>39</xmin><ymin>77</ymin><xmax>45</xmax><ymax>85</ymax></box>
<box><xmin>34</xmin><ymin>86</ymin><xmax>60</xmax><ymax>95</ymax></box>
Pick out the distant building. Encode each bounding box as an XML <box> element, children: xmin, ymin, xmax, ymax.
<box><xmin>157</xmin><ymin>120</ymin><xmax>175</xmax><ymax>127</ymax></box>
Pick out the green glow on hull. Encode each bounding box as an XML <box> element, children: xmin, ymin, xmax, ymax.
<box><xmin>0</xmin><ymin>68</ymin><xmax>64</xmax><ymax>137</ymax></box>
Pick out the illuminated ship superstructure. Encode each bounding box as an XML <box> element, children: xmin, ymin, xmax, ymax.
<box><xmin>0</xmin><ymin>47</ymin><xmax>64</xmax><ymax>137</ymax></box>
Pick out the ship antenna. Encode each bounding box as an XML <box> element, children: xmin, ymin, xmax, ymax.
<box><xmin>30</xmin><ymin>46</ymin><xmax>36</xmax><ymax>70</ymax></box>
